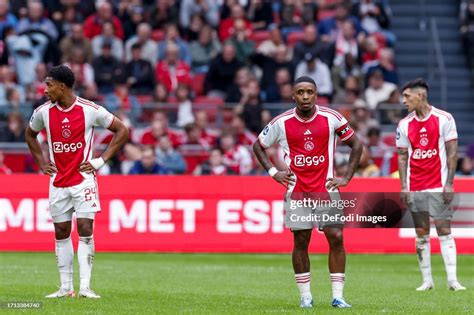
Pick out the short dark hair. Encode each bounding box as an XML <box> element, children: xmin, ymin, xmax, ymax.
<box><xmin>131</xmin><ymin>43</ymin><xmax>142</xmax><ymax>50</ymax></box>
<box><xmin>294</xmin><ymin>76</ymin><xmax>317</xmax><ymax>87</ymax></box>
<box><xmin>47</xmin><ymin>65</ymin><xmax>75</xmax><ymax>88</ymax></box>
<box><xmin>402</xmin><ymin>78</ymin><xmax>429</xmax><ymax>93</ymax></box>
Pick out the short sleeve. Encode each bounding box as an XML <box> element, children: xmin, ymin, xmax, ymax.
<box><xmin>94</xmin><ymin>106</ymin><xmax>115</xmax><ymax>128</ymax></box>
<box><xmin>258</xmin><ymin>121</ymin><xmax>282</xmax><ymax>148</ymax></box>
<box><xmin>396</xmin><ymin>123</ymin><xmax>409</xmax><ymax>149</ymax></box>
<box><xmin>442</xmin><ymin>116</ymin><xmax>457</xmax><ymax>142</ymax></box>
<box><xmin>334</xmin><ymin>116</ymin><xmax>355</xmax><ymax>142</ymax></box>
<box><xmin>29</xmin><ymin>109</ymin><xmax>44</xmax><ymax>132</ymax></box>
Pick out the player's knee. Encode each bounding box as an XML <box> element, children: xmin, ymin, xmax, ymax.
<box><xmin>78</xmin><ymin>226</ymin><xmax>93</xmax><ymax>237</ymax></box>
<box><xmin>436</xmin><ymin>227</ymin><xmax>451</xmax><ymax>236</ymax></box>
<box><xmin>327</xmin><ymin>230</ymin><xmax>344</xmax><ymax>249</ymax></box>
<box><xmin>54</xmin><ymin>223</ymin><xmax>71</xmax><ymax>240</ymax></box>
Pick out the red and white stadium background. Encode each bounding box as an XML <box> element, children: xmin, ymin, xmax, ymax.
<box><xmin>1</xmin><ymin>175</ymin><xmax>473</xmax><ymax>253</ymax></box>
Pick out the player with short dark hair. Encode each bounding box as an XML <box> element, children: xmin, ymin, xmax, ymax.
<box><xmin>25</xmin><ymin>65</ymin><xmax>129</xmax><ymax>298</ymax></box>
<box><xmin>397</xmin><ymin>78</ymin><xmax>466</xmax><ymax>291</ymax></box>
<box><xmin>253</xmin><ymin>76</ymin><xmax>363</xmax><ymax>308</ymax></box>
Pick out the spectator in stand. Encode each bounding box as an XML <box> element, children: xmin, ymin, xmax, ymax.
<box><xmin>155</xmin><ymin>134</ymin><xmax>187</xmax><ymax>174</ymax></box>
<box><xmin>278</xmin><ymin>82</ymin><xmax>294</xmax><ymax>103</ymax></box>
<box><xmin>92</xmin><ymin>41</ymin><xmax>125</xmax><ymax>94</ymax></box>
<box><xmin>83</xmin><ymin>0</ymin><xmax>124</xmax><ymax>40</ymax></box>
<box><xmin>350</xmin><ymin>99</ymin><xmax>379</xmax><ymax>142</ymax></box>
<box><xmin>231</xmin><ymin>114</ymin><xmax>257</xmax><ymax>146</ymax></box>
<box><xmin>124</xmin><ymin>23</ymin><xmax>158</xmax><ymax>66</ymax></box>
<box><xmin>355</xmin><ymin>145</ymin><xmax>380</xmax><ymax>177</ymax></box>
<box><xmin>456</xmin><ymin>156</ymin><xmax>473</xmax><ymax>176</ymax></box>
<box><xmin>104</xmin><ymin>84</ymin><xmax>141</xmax><ymax>122</ymax></box>
<box><xmin>292</xmin><ymin>24</ymin><xmax>334</xmax><ymax>68</ymax></box>
<box><xmin>65</xmin><ymin>48</ymin><xmax>96</xmax><ymax>95</ymax></box>
<box><xmin>91</xmin><ymin>21</ymin><xmax>124</xmax><ymax>61</ymax></box>
<box><xmin>182</xmin><ymin>13</ymin><xmax>205</xmax><ymax>42</ymax></box>
<box><xmin>194</xmin><ymin>109</ymin><xmax>218</xmax><ymax>146</ymax></box>
<box><xmin>235</xmin><ymin>78</ymin><xmax>264</xmax><ymax>133</ymax></box>
<box><xmin>0</xmin><ymin>0</ymin><xmax>17</xmax><ymax>37</ymax></box>
<box><xmin>175</xmin><ymin>83</ymin><xmax>194</xmax><ymax>127</ymax></box>
<box><xmin>247</xmin><ymin>0</ymin><xmax>273</xmax><ymax>31</ymax></box>
<box><xmin>318</xmin><ymin>1</ymin><xmax>364</xmax><ymax>44</ymax></box>
<box><xmin>219</xmin><ymin>131</ymin><xmax>253</xmax><ymax>175</ymax></box>
<box><xmin>300</xmin><ymin>0</ymin><xmax>320</xmax><ymax>26</ymax></box>
<box><xmin>295</xmin><ymin>52</ymin><xmax>333</xmax><ymax>98</ymax></box>
<box><xmin>59</xmin><ymin>23</ymin><xmax>94</xmax><ymax>63</ymax></box>
<box><xmin>193</xmin><ymin>147</ymin><xmax>236</xmax><ymax>175</ymax></box>
<box><xmin>141</xmin><ymin>111</ymin><xmax>184</xmax><ymax>147</ymax></box>
<box><xmin>364</xmin><ymin>69</ymin><xmax>397</xmax><ymax>110</ymax></box>
<box><xmin>0</xmin><ymin>65</ymin><xmax>25</xmax><ymax>106</ymax></box>
<box><xmin>226</xmin><ymin>66</ymin><xmax>252</xmax><ymax>103</ymax></box>
<box><xmin>351</xmin><ymin>0</ymin><xmax>394</xmax><ymax>45</ymax></box>
<box><xmin>28</xmin><ymin>62</ymin><xmax>47</xmax><ymax>101</ymax></box>
<box><xmin>366</xmin><ymin>47</ymin><xmax>398</xmax><ymax>84</ymax></box>
<box><xmin>279</xmin><ymin>0</ymin><xmax>303</xmax><ymax>37</ymax></box>
<box><xmin>189</xmin><ymin>24</ymin><xmax>222</xmax><ymax>73</ymax></box>
<box><xmin>333</xmin><ymin>20</ymin><xmax>360</xmax><ymax>67</ymax></box>
<box><xmin>219</xmin><ymin>4</ymin><xmax>252</xmax><ymax>41</ymax></box>
<box><xmin>257</xmin><ymin>25</ymin><xmax>286</xmax><ymax>57</ymax></box>
<box><xmin>226</xmin><ymin>18</ymin><xmax>255</xmax><ymax>64</ymax></box>
<box><xmin>0</xmin><ymin>111</ymin><xmax>25</xmax><ymax>142</ymax></box>
<box><xmin>180</xmin><ymin>0</ymin><xmax>219</xmax><ymax>29</ymax></box>
<box><xmin>155</xmin><ymin>42</ymin><xmax>191</xmax><ymax>93</ymax></box>
<box><xmin>120</xmin><ymin>142</ymin><xmax>142</xmax><ymax>174</ymax></box>
<box><xmin>0</xmin><ymin>150</ymin><xmax>12</xmax><ymax>174</ymax></box>
<box><xmin>460</xmin><ymin>0</ymin><xmax>474</xmax><ymax>70</ymax></box>
<box><xmin>333</xmin><ymin>74</ymin><xmax>362</xmax><ymax>105</ymax></box>
<box><xmin>129</xmin><ymin>146</ymin><xmax>170</xmax><ymax>174</ymax></box>
<box><xmin>120</xmin><ymin>5</ymin><xmax>145</xmax><ymax>40</ymax></box>
<box><xmin>153</xmin><ymin>83</ymin><xmax>169</xmax><ymax>103</ymax></box>
<box><xmin>17</xmin><ymin>0</ymin><xmax>58</xmax><ymax>40</ymax></box>
<box><xmin>157</xmin><ymin>23</ymin><xmax>191</xmax><ymax>65</ymax></box>
<box><xmin>125</xmin><ymin>43</ymin><xmax>155</xmax><ymax>95</ymax></box>
<box><xmin>360</xmin><ymin>34</ymin><xmax>381</xmax><ymax>67</ymax></box>
<box><xmin>204</xmin><ymin>42</ymin><xmax>243</xmax><ymax>98</ymax></box>
<box><xmin>149</xmin><ymin>0</ymin><xmax>180</xmax><ymax>30</ymax></box>
<box><xmin>52</xmin><ymin>4</ymin><xmax>83</xmax><ymax>39</ymax></box>
<box><xmin>332</xmin><ymin>53</ymin><xmax>363</xmax><ymax>97</ymax></box>
<box><xmin>183</xmin><ymin>122</ymin><xmax>211</xmax><ymax>149</ymax></box>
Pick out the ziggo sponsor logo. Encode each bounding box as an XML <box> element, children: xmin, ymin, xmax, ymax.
<box><xmin>294</xmin><ymin>155</ymin><xmax>325</xmax><ymax>167</ymax></box>
<box><xmin>412</xmin><ymin>148</ymin><xmax>437</xmax><ymax>160</ymax></box>
<box><xmin>53</xmin><ymin>142</ymin><xmax>83</xmax><ymax>153</ymax></box>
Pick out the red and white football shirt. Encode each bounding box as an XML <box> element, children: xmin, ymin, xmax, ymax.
<box><xmin>258</xmin><ymin>106</ymin><xmax>355</xmax><ymax>194</ymax></box>
<box><xmin>29</xmin><ymin>97</ymin><xmax>114</xmax><ymax>188</ymax></box>
<box><xmin>396</xmin><ymin>106</ymin><xmax>457</xmax><ymax>192</ymax></box>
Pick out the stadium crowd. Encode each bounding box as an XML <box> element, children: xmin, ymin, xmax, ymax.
<box><xmin>0</xmin><ymin>0</ymin><xmax>472</xmax><ymax>176</ymax></box>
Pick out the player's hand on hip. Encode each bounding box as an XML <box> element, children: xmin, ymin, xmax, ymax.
<box><xmin>400</xmin><ymin>188</ymin><xmax>410</xmax><ymax>205</ymax></box>
<box><xmin>442</xmin><ymin>184</ymin><xmax>454</xmax><ymax>205</ymax></box>
<box><xmin>325</xmin><ymin>177</ymin><xmax>348</xmax><ymax>191</ymax></box>
<box><xmin>273</xmin><ymin>170</ymin><xmax>295</xmax><ymax>188</ymax></box>
<box><xmin>41</xmin><ymin>162</ymin><xmax>57</xmax><ymax>176</ymax></box>
<box><xmin>79</xmin><ymin>161</ymin><xmax>96</xmax><ymax>174</ymax></box>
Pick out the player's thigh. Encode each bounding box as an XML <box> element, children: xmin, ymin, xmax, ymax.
<box><xmin>49</xmin><ymin>184</ymin><xmax>74</xmax><ymax>218</ymax></box>
<box><xmin>430</xmin><ymin>193</ymin><xmax>454</xmax><ymax>223</ymax></box>
<box><xmin>322</xmin><ymin>226</ymin><xmax>344</xmax><ymax>247</ymax></box>
<box><xmin>292</xmin><ymin>229</ymin><xmax>313</xmax><ymax>249</ymax></box>
<box><xmin>71</xmin><ymin>177</ymin><xmax>102</xmax><ymax>214</ymax></box>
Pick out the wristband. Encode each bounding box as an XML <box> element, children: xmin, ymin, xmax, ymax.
<box><xmin>268</xmin><ymin>167</ymin><xmax>278</xmax><ymax>177</ymax></box>
<box><xmin>89</xmin><ymin>157</ymin><xmax>105</xmax><ymax>170</ymax></box>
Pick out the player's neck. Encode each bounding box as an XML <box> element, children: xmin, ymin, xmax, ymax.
<box><xmin>295</xmin><ymin>106</ymin><xmax>316</xmax><ymax>119</ymax></box>
<box><xmin>414</xmin><ymin>103</ymin><xmax>431</xmax><ymax>120</ymax></box>
<box><xmin>57</xmin><ymin>94</ymin><xmax>77</xmax><ymax>110</ymax></box>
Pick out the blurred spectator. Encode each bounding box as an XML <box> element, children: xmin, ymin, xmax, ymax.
<box><xmin>295</xmin><ymin>52</ymin><xmax>333</xmax><ymax>97</ymax></box>
<box><xmin>220</xmin><ymin>132</ymin><xmax>253</xmax><ymax>175</ymax></box>
<box><xmin>129</xmin><ymin>146</ymin><xmax>170</xmax><ymax>174</ymax></box>
<box><xmin>231</xmin><ymin>114</ymin><xmax>257</xmax><ymax>146</ymax></box>
<box><xmin>292</xmin><ymin>24</ymin><xmax>334</xmax><ymax>68</ymax></box>
<box><xmin>378</xmin><ymin>88</ymin><xmax>404</xmax><ymax>125</ymax></box>
<box><xmin>125</xmin><ymin>23</ymin><xmax>158</xmax><ymax>66</ymax></box>
<box><xmin>59</xmin><ymin>23</ymin><xmax>94</xmax><ymax>63</ymax></box>
<box><xmin>28</xmin><ymin>62</ymin><xmax>47</xmax><ymax>101</ymax></box>
<box><xmin>333</xmin><ymin>20</ymin><xmax>359</xmax><ymax>67</ymax></box>
<box><xmin>332</xmin><ymin>74</ymin><xmax>362</xmax><ymax>105</ymax></box>
<box><xmin>120</xmin><ymin>142</ymin><xmax>142</xmax><ymax>174</ymax></box>
<box><xmin>0</xmin><ymin>150</ymin><xmax>12</xmax><ymax>174</ymax></box>
<box><xmin>155</xmin><ymin>135</ymin><xmax>187</xmax><ymax>174</ymax></box>
<box><xmin>83</xmin><ymin>1</ymin><xmax>124</xmax><ymax>40</ymax></box>
<box><xmin>125</xmin><ymin>43</ymin><xmax>155</xmax><ymax>95</ymax></box>
<box><xmin>0</xmin><ymin>0</ymin><xmax>17</xmax><ymax>37</ymax></box>
<box><xmin>350</xmin><ymin>99</ymin><xmax>379</xmax><ymax>141</ymax></box>
<box><xmin>235</xmin><ymin>78</ymin><xmax>264</xmax><ymax>133</ymax></box>
<box><xmin>180</xmin><ymin>0</ymin><xmax>219</xmax><ymax>29</ymax></box>
<box><xmin>364</xmin><ymin>69</ymin><xmax>397</xmax><ymax>110</ymax></box>
<box><xmin>0</xmin><ymin>111</ymin><xmax>25</xmax><ymax>142</ymax></box>
<box><xmin>279</xmin><ymin>0</ymin><xmax>303</xmax><ymax>36</ymax></box>
<box><xmin>91</xmin><ymin>21</ymin><xmax>124</xmax><ymax>61</ymax></box>
<box><xmin>92</xmin><ymin>41</ymin><xmax>125</xmax><ymax>94</ymax></box>
<box><xmin>257</xmin><ymin>25</ymin><xmax>286</xmax><ymax>57</ymax></box>
<box><xmin>52</xmin><ymin>4</ymin><xmax>83</xmax><ymax>39</ymax></box>
<box><xmin>226</xmin><ymin>18</ymin><xmax>255</xmax><ymax>64</ymax></box>
<box><xmin>456</xmin><ymin>156</ymin><xmax>473</xmax><ymax>176</ymax></box>
<box><xmin>121</xmin><ymin>5</ymin><xmax>146</xmax><ymax>40</ymax></box>
<box><xmin>17</xmin><ymin>0</ymin><xmax>58</xmax><ymax>40</ymax></box>
<box><xmin>355</xmin><ymin>145</ymin><xmax>380</xmax><ymax>177</ymax></box>
<box><xmin>176</xmin><ymin>83</ymin><xmax>194</xmax><ymax>127</ymax></box>
<box><xmin>157</xmin><ymin>23</ymin><xmax>191</xmax><ymax>65</ymax></box>
<box><xmin>155</xmin><ymin>42</ymin><xmax>191</xmax><ymax>93</ymax></box>
<box><xmin>205</xmin><ymin>43</ymin><xmax>243</xmax><ymax>98</ymax></box>
<box><xmin>247</xmin><ymin>0</ymin><xmax>273</xmax><ymax>30</ymax></box>
<box><xmin>183</xmin><ymin>122</ymin><xmax>210</xmax><ymax>149</ymax></box>
<box><xmin>189</xmin><ymin>24</ymin><xmax>221</xmax><ymax>73</ymax></box>
<box><xmin>141</xmin><ymin>111</ymin><xmax>184</xmax><ymax>147</ymax></box>
<box><xmin>149</xmin><ymin>0</ymin><xmax>180</xmax><ymax>30</ymax></box>
<box><xmin>226</xmin><ymin>66</ymin><xmax>252</xmax><ymax>103</ymax></box>
<box><xmin>219</xmin><ymin>4</ymin><xmax>252</xmax><ymax>41</ymax></box>
<box><xmin>153</xmin><ymin>83</ymin><xmax>169</xmax><ymax>103</ymax></box>
<box><xmin>183</xmin><ymin>13</ymin><xmax>205</xmax><ymax>42</ymax></box>
<box><xmin>361</xmin><ymin>34</ymin><xmax>381</xmax><ymax>66</ymax></box>
<box><xmin>265</xmin><ymin>67</ymin><xmax>292</xmax><ymax>102</ymax></box>
<box><xmin>334</xmin><ymin>152</ymin><xmax>349</xmax><ymax>177</ymax></box>
<box><xmin>65</xmin><ymin>48</ymin><xmax>95</xmax><ymax>95</ymax></box>
<box><xmin>318</xmin><ymin>1</ymin><xmax>364</xmax><ymax>44</ymax></box>
<box><xmin>104</xmin><ymin>85</ymin><xmax>141</xmax><ymax>122</ymax></box>
<box><xmin>194</xmin><ymin>110</ymin><xmax>218</xmax><ymax>145</ymax></box>
<box><xmin>365</xmin><ymin>47</ymin><xmax>398</xmax><ymax>84</ymax></box>
<box><xmin>193</xmin><ymin>147</ymin><xmax>235</xmax><ymax>175</ymax></box>
<box><xmin>460</xmin><ymin>0</ymin><xmax>474</xmax><ymax>70</ymax></box>
<box><xmin>366</xmin><ymin>126</ymin><xmax>390</xmax><ymax>156</ymax></box>
<box><xmin>332</xmin><ymin>54</ymin><xmax>363</xmax><ymax>96</ymax></box>
<box><xmin>278</xmin><ymin>82</ymin><xmax>294</xmax><ymax>103</ymax></box>
<box><xmin>300</xmin><ymin>0</ymin><xmax>320</xmax><ymax>26</ymax></box>
<box><xmin>351</xmin><ymin>0</ymin><xmax>394</xmax><ymax>45</ymax></box>
<box><xmin>5</xmin><ymin>86</ymin><xmax>21</xmax><ymax>108</ymax></box>
<box><xmin>0</xmin><ymin>66</ymin><xmax>26</xmax><ymax>106</ymax></box>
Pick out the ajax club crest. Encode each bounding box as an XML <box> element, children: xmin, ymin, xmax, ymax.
<box><xmin>303</xmin><ymin>129</ymin><xmax>314</xmax><ymax>151</ymax></box>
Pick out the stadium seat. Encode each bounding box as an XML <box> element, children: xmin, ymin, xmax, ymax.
<box><xmin>318</xmin><ymin>9</ymin><xmax>336</xmax><ymax>21</ymax></box>
<box><xmin>250</xmin><ymin>30</ymin><xmax>271</xmax><ymax>46</ymax></box>
<box><xmin>287</xmin><ymin>31</ymin><xmax>305</xmax><ymax>47</ymax></box>
<box><xmin>151</xmin><ymin>30</ymin><xmax>165</xmax><ymax>42</ymax></box>
<box><xmin>194</xmin><ymin>96</ymin><xmax>224</xmax><ymax>106</ymax></box>
<box><xmin>135</xmin><ymin>95</ymin><xmax>153</xmax><ymax>104</ymax></box>
<box><xmin>191</xmin><ymin>73</ymin><xmax>206</xmax><ymax>96</ymax></box>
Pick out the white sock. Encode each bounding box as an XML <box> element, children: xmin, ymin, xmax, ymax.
<box><xmin>416</xmin><ymin>235</ymin><xmax>433</xmax><ymax>284</ymax></box>
<box><xmin>55</xmin><ymin>236</ymin><xmax>73</xmax><ymax>291</ymax></box>
<box><xmin>439</xmin><ymin>234</ymin><xmax>457</xmax><ymax>283</ymax></box>
<box><xmin>294</xmin><ymin>272</ymin><xmax>312</xmax><ymax>299</ymax></box>
<box><xmin>78</xmin><ymin>235</ymin><xmax>95</xmax><ymax>290</ymax></box>
<box><xmin>330</xmin><ymin>273</ymin><xmax>345</xmax><ymax>299</ymax></box>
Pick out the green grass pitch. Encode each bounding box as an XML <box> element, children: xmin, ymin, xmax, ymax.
<box><xmin>0</xmin><ymin>253</ymin><xmax>472</xmax><ymax>314</ymax></box>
